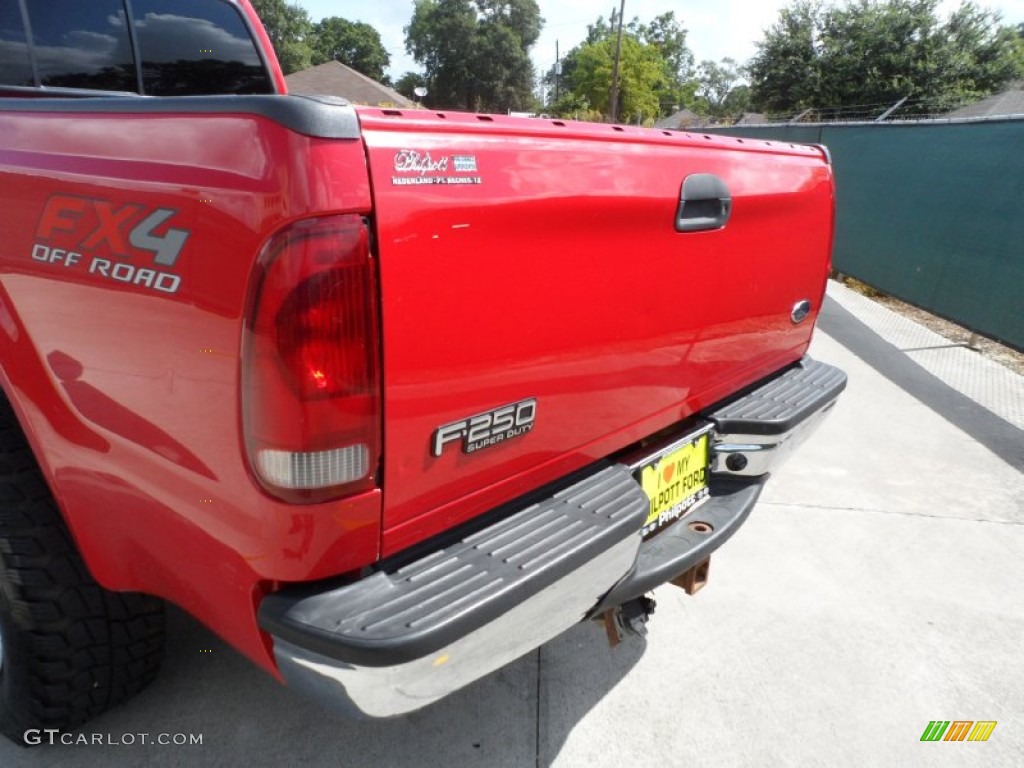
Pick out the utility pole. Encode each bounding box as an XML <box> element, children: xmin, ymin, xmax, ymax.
<box><xmin>555</xmin><ymin>40</ymin><xmax>560</xmax><ymax>103</ymax></box>
<box><xmin>608</xmin><ymin>0</ymin><xmax>625</xmax><ymax>123</ymax></box>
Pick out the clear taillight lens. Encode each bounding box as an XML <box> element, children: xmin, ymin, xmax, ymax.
<box><xmin>241</xmin><ymin>215</ymin><xmax>380</xmax><ymax>502</ymax></box>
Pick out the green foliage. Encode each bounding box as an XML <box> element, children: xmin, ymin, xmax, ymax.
<box><xmin>634</xmin><ymin>12</ymin><xmax>695</xmax><ymax>83</ymax></box>
<box><xmin>696</xmin><ymin>58</ymin><xmax>743</xmax><ymax>116</ymax></box>
<box><xmin>748</xmin><ymin>0</ymin><xmax>1024</xmax><ymax>117</ymax></box>
<box><xmin>546</xmin><ymin>10</ymin><xmax>698</xmax><ymax>121</ymax></box>
<box><xmin>394</xmin><ymin>71</ymin><xmax>428</xmax><ymax>100</ymax></box>
<box><xmin>747</xmin><ymin>1</ymin><xmax>821</xmax><ymax>114</ymax></box>
<box><xmin>1010</xmin><ymin>22</ymin><xmax>1024</xmax><ymax>72</ymax></box>
<box><xmin>249</xmin><ymin>0</ymin><xmax>313</xmax><ymax>75</ymax></box>
<box><xmin>570</xmin><ymin>36</ymin><xmax>665</xmax><ymax>122</ymax></box>
<box><xmin>633</xmin><ymin>12</ymin><xmax>698</xmax><ymax>118</ymax></box>
<box><xmin>722</xmin><ymin>84</ymin><xmax>752</xmax><ymax>116</ymax></box>
<box><xmin>312</xmin><ymin>18</ymin><xmax>391</xmax><ymax>83</ymax></box>
<box><xmin>405</xmin><ymin>0</ymin><xmax>542</xmax><ymax>112</ymax></box>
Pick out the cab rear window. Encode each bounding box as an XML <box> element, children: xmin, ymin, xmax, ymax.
<box><xmin>132</xmin><ymin>0</ymin><xmax>272</xmax><ymax>95</ymax></box>
<box><xmin>25</xmin><ymin>0</ymin><xmax>137</xmax><ymax>91</ymax></box>
<box><xmin>0</xmin><ymin>0</ymin><xmax>273</xmax><ymax>96</ymax></box>
<box><xmin>0</xmin><ymin>3</ymin><xmax>33</xmax><ymax>86</ymax></box>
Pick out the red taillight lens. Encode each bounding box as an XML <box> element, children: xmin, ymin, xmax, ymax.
<box><xmin>275</xmin><ymin>255</ymin><xmax>375</xmax><ymax>400</ymax></box>
<box><xmin>242</xmin><ymin>215</ymin><xmax>380</xmax><ymax>503</ymax></box>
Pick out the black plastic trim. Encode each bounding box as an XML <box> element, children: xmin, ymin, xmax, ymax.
<box><xmin>259</xmin><ymin>463</ymin><xmax>649</xmax><ymax>667</ymax></box>
<box><xmin>676</xmin><ymin>173</ymin><xmax>732</xmax><ymax>232</ymax></box>
<box><xmin>0</xmin><ymin>94</ymin><xmax>359</xmax><ymax>139</ymax></box>
<box><xmin>706</xmin><ymin>357</ymin><xmax>848</xmax><ymax>436</ymax></box>
<box><xmin>590</xmin><ymin>476</ymin><xmax>766</xmax><ymax>614</ymax></box>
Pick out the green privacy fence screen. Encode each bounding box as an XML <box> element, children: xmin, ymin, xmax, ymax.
<box><xmin>706</xmin><ymin>119</ymin><xmax>1024</xmax><ymax>351</ymax></box>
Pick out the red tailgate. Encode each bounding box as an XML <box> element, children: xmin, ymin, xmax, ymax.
<box><xmin>358</xmin><ymin>110</ymin><xmax>833</xmax><ymax>555</ymax></box>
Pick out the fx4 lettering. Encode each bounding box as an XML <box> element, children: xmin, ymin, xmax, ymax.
<box><xmin>31</xmin><ymin>194</ymin><xmax>191</xmax><ymax>294</ymax></box>
<box><xmin>36</xmin><ymin>194</ymin><xmax>190</xmax><ymax>268</ymax></box>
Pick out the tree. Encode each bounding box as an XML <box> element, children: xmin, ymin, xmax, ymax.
<box><xmin>312</xmin><ymin>18</ymin><xmax>391</xmax><ymax>83</ymax></box>
<box><xmin>722</xmin><ymin>84</ymin><xmax>752</xmax><ymax>116</ymax></box>
<box><xmin>632</xmin><ymin>12</ymin><xmax>698</xmax><ymax>117</ymax></box>
<box><xmin>543</xmin><ymin>10</ymin><xmax>698</xmax><ymax>121</ymax></box>
<box><xmin>696</xmin><ymin>58</ymin><xmax>743</xmax><ymax>116</ymax></box>
<box><xmin>748</xmin><ymin>0</ymin><xmax>1024</xmax><ymax>118</ymax></box>
<box><xmin>405</xmin><ymin>0</ymin><xmax>542</xmax><ymax>112</ymax></box>
<box><xmin>394</xmin><ymin>71</ymin><xmax>428</xmax><ymax>101</ymax></box>
<box><xmin>746</xmin><ymin>1</ymin><xmax>821</xmax><ymax>115</ymax></box>
<box><xmin>405</xmin><ymin>0</ymin><xmax>477</xmax><ymax>109</ymax></box>
<box><xmin>566</xmin><ymin>36</ymin><xmax>665</xmax><ymax>122</ymax></box>
<box><xmin>633</xmin><ymin>13</ymin><xmax>694</xmax><ymax>82</ymax></box>
<box><xmin>249</xmin><ymin>0</ymin><xmax>313</xmax><ymax>74</ymax></box>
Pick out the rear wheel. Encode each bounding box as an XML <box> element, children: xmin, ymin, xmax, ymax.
<box><xmin>0</xmin><ymin>398</ymin><xmax>165</xmax><ymax>745</ymax></box>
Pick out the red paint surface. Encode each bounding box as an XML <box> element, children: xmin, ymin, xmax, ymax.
<box><xmin>357</xmin><ymin>109</ymin><xmax>833</xmax><ymax>554</ymax></box>
<box><xmin>0</xmin><ymin>91</ymin><xmax>833</xmax><ymax>672</ymax></box>
<box><xmin>0</xmin><ymin>107</ymin><xmax>377</xmax><ymax>671</ymax></box>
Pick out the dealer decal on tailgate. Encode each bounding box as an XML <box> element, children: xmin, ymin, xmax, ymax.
<box><xmin>638</xmin><ymin>431</ymin><xmax>710</xmax><ymax>538</ymax></box>
<box><xmin>392</xmin><ymin>150</ymin><xmax>482</xmax><ymax>186</ymax></box>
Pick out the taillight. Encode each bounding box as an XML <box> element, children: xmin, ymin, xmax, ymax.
<box><xmin>241</xmin><ymin>215</ymin><xmax>380</xmax><ymax>503</ymax></box>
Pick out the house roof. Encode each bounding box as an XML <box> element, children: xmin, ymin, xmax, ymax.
<box><xmin>654</xmin><ymin>108</ymin><xmax>701</xmax><ymax>129</ymax></box>
<box><xmin>735</xmin><ymin>112</ymin><xmax>768</xmax><ymax>125</ymax></box>
<box><xmin>945</xmin><ymin>85</ymin><xmax>1024</xmax><ymax>118</ymax></box>
<box><xmin>284</xmin><ymin>60</ymin><xmax>415</xmax><ymax>108</ymax></box>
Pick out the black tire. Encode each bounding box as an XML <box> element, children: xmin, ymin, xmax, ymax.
<box><xmin>0</xmin><ymin>397</ymin><xmax>165</xmax><ymax>746</ymax></box>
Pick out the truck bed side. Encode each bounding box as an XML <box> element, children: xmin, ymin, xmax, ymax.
<box><xmin>0</xmin><ymin>96</ymin><xmax>376</xmax><ymax>670</ymax></box>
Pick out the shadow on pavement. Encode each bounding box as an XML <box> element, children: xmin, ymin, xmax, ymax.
<box><xmin>537</xmin><ymin>620</ymin><xmax>648</xmax><ymax>767</ymax></box>
<box><xmin>819</xmin><ymin>296</ymin><xmax>1024</xmax><ymax>472</ymax></box>
<box><xmin>1</xmin><ymin>604</ymin><xmax>645</xmax><ymax>768</ymax></box>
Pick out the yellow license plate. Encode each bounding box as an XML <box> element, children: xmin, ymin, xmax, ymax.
<box><xmin>638</xmin><ymin>433</ymin><xmax>710</xmax><ymax>538</ymax></box>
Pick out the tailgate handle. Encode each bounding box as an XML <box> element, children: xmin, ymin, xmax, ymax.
<box><xmin>676</xmin><ymin>174</ymin><xmax>732</xmax><ymax>232</ymax></box>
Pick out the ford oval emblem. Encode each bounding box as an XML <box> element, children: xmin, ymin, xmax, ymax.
<box><xmin>791</xmin><ymin>300</ymin><xmax>812</xmax><ymax>324</ymax></box>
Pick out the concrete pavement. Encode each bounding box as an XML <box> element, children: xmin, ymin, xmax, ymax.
<box><xmin>3</xmin><ymin>280</ymin><xmax>1022</xmax><ymax>767</ymax></box>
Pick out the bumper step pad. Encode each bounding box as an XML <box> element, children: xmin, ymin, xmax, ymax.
<box><xmin>259</xmin><ymin>464</ymin><xmax>649</xmax><ymax>667</ymax></box>
<box><xmin>707</xmin><ymin>357</ymin><xmax>847</xmax><ymax>436</ymax></box>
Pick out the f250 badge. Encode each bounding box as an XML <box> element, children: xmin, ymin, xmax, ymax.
<box><xmin>392</xmin><ymin>149</ymin><xmax>481</xmax><ymax>187</ymax></box>
<box><xmin>432</xmin><ymin>399</ymin><xmax>536</xmax><ymax>456</ymax></box>
<box><xmin>30</xmin><ymin>194</ymin><xmax>190</xmax><ymax>294</ymax></box>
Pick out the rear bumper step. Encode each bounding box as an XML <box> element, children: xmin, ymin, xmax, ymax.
<box><xmin>708</xmin><ymin>357</ymin><xmax>847</xmax><ymax>478</ymax></box>
<box><xmin>260</xmin><ymin>464</ymin><xmax>649</xmax><ymax>717</ymax></box>
<box><xmin>259</xmin><ymin>356</ymin><xmax>846</xmax><ymax>718</ymax></box>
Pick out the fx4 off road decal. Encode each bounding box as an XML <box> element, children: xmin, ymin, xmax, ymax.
<box><xmin>432</xmin><ymin>399</ymin><xmax>536</xmax><ymax>456</ymax></box>
<box><xmin>31</xmin><ymin>194</ymin><xmax>190</xmax><ymax>294</ymax></box>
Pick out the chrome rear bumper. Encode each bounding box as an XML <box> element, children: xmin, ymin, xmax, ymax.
<box><xmin>272</xmin><ymin>535</ymin><xmax>638</xmax><ymax>718</ymax></box>
<box><xmin>261</xmin><ymin>356</ymin><xmax>846</xmax><ymax>718</ymax></box>
<box><xmin>709</xmin><ymin>357</ymin><xmax>847</xmax><ymax>478</ymax></box>
<box><xmin>262</xmin><ymin>464</ymin><xmax>649</xmax><ymax>718</ymax></box>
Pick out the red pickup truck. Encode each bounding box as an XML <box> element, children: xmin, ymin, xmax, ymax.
<box><xmin>0</xmin><ymin>0</ymin><xmax>845</xmax><ymax>740</ymax></box>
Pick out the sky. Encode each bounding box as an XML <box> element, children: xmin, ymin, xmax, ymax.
<box><xmin>303</xmin><ymin>0</ymin><xmax>1024</xmax><ymax>82</ymax></box>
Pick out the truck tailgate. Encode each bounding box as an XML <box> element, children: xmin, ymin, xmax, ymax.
<box><xmin>358</xmin><ymin>110</ymin><xmax>833</xmax><ymax>554</ymax></box>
